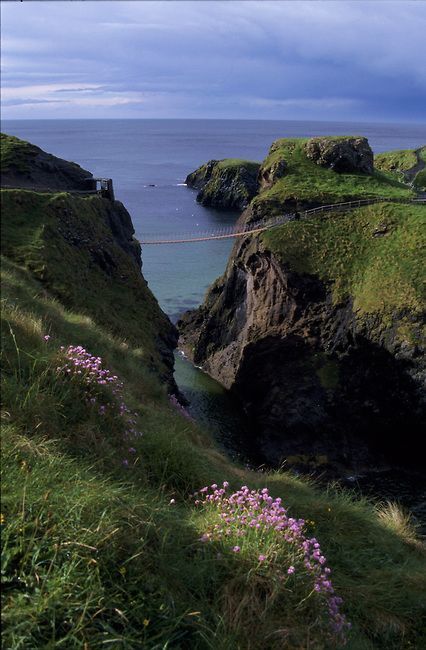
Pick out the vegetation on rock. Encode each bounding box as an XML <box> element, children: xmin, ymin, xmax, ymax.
<box><xmin>262</xmin><ymin>201</ymin><xmax>425</xmax><ymax>319</ymax></box>
<box><xmin>186</xmin><ymin>158</ymin><xmax>260</xmax><ymax>210</ymax></box>
<box><xmin>1</xmin><ymin>133</ymin><xmax>92</xmax><ymax>191</ymax></box>
<box><xmin>250</xmin><ymin>138</ymin><xmax>414</xmax><ymax>218</ymax></box>
<box><xmin>1</xmin><ymin>188</ymin><xmax>176</xmax><ymax>382</ymax></box>
<box><xmin>375</xmin><ymin>146</ymin><xmax>426</xmax><ymax>191</ymax></box>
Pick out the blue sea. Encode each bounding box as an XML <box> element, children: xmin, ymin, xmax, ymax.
<box><xmin>3</xmin><ymin>119</ymin><xmax>426</xmax><ymax>465</ymax></box>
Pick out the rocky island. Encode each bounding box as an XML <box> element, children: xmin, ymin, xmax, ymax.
<box><xmin>186</xmin><ymin>158</ymin><xmax>260</xmax><ymax>210</ymax></box>
<box><xmin>180</xmin><ymin>136</ymin><xmax>425</xmax><ymax>469</ymax></box>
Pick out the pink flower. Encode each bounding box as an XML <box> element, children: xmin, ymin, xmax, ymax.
<box><xmin>287</xmin><ymin>566</ymin><xmax>295</xmax><ymax>575</ymax></box>
<box><xmin>258</xmin><ymin>554</ymin><xmax>266</xmax><ymax>562</ymax></box>
<box><xmin>232</xmin><ymin>546</ymin><xmax>240</xmax><ymax>553</ymax></box>
<box><xmin>43</xmin><ymin>335</ymin><xmax>51</xmax><ymax>342</ymax></box>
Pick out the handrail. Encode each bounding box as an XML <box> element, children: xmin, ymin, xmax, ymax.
<box><xmin>139</xmin><ymin>197</ymin><xmax>424</xmax><ymax>244</ymax></box>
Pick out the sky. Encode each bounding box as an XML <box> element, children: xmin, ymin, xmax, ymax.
<box><xmin>1</xmin><ymin>0</ymin><xmax>425</xmax><ymax>122</ymax></box>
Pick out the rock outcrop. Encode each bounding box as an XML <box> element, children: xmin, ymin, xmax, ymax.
<box><xmin>304</xmin><ymin>136</ymin><xmax>374</xmax><ymax>174</ymax></box>
<box><xmin>258</xmin><ymin>157</ymin><xmax>288</xmax><ymax>191</ymax></box>
<box><xmin>179</xmin><ymin>201</ymin><xmax>425</xmax><ymax>469</ymax></box>
<box><xmin>1</xmin><ymin>133</ymin><xmax>93</xmax><ymax>191</ymax></box>
<box><xmin>186</xmin><ymin>159</ymin><xmax>260</xmax><ymax>210</ymax></box>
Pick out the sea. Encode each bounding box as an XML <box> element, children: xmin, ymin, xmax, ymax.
<box><xmin>3</xmin><ymin>119</ymin><xmax>426</xmax><ymax>521</ymax></box>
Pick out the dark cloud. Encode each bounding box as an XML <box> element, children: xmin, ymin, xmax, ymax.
<box><xmin>1</xmin><ymin>1</ymin><xmax>425</xmax><ymax>121</ymax></box>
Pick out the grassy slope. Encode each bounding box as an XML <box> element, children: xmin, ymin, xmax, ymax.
<box><xmin>1</xmin><ymin>133</ymin><xmax>38</xmax><ymax>174</ymax></box>
<box><xmin>1</xmin><ymin>189</ymin><xmax>173</xmax><ymax>377</ymax></box>
<box><xmin>252</xmin><ymin>139</ymin><xmax>414</xmax><ymax>213</ymax></box>
<box><xmin>1</xmin><ymin>174</ymin><xmax>425</xmax><ymax>646</ymax></box>
<box><xmin>375</xmin><ymin>146</ymin><xmax>426</xmax><ymax>191</ymax></box>
<box><xmin>374</xmin><ymin>149</ymin><xmax>418</xmax><ymax>173</ymax></box>
<box><xmin>216</xmin><ymin>158</ymin><xmax>260</xmax><ymax>172</ymax></box>
<box><xmin>262</xmin><ymin>202</ymin><xmax>426</xmax><ymax>340</ymax></box>
<box><xmin>2</xmin><ymin>255</ymin><xmax>426</xmax><ymax>650</ymax></box>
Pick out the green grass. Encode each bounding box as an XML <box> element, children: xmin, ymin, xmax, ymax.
<box><xmin>216</xmin><ymin>159</ymin><xmax>260</xmax><ymax>173</ymax></box>
<box><xmin>413</xmin><ymin>168</ymin><xmax>426</xmax><ymax>190</ymax></box>
<box><xmin>1</xmin><ymin>133</ymin><xmax>37</xmax><ymax>174</ymax></box>
<box><xmin>374</xmin><ymin>149</ymin><xmax>418</xmax><ymax>174</ymax></box>
<box><xmin>251</xmin><ymin>139</ymin><xmax>414</xmax><ymax>216</ymax></box>
<box><xmin>262</xmin><ymin>202</ymin><xmax>426</xmax><ymax>326</ymax></box>
<box><xmin>375</xmin><ymin>147</ymin><xmax>426</xmax><ymax>191</ymax></box>
<box><xmin>1</xmin><ymin>174</ymin><xmax>426</xmax><ymax>648</ymax></box>
<box><xmin>1</xmin><ymin>228</ymin><xmax>426</xmax><ymax>649</ymax></box>
<box><xmin>0</xmin><ymin>189</ymin><xmax>173</xmax><ymax>378</ymax></box>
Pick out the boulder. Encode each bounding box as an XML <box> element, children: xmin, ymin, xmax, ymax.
<box><xmin>304</xmin><ymin>136</ymin><xmax>374</xmax><ymax>174</ymax></box>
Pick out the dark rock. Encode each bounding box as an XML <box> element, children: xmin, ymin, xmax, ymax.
<box><xmin>186</xmin><ymin>160</ymin><xmax>260</xmax><ymax>211</ymax></box>
<box><xmin>258</xmin><ymin>158</ymin><xmax>287</xmax><ymax>191</ymax></box>
<box><xmin>186</xmin><ymin>160</ymin><xmax>219</xmax><ymax>189</ymax></box>
<box><xmin>304</xmin><ymin>136</ymin><xmax>374</xmax><ymax>174</ymax></box>
<box><xmin>179</xmin><ymin>236</ymin><xmax>425</xmax><ymax>469</ymax></box>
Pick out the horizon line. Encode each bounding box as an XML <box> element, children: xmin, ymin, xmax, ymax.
<box><xmin>2</xmin><ymin>117</ymin><xmax>426</xmax><ymax>127</ymax></box>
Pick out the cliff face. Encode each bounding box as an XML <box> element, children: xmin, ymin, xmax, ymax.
<box><xmin>1</xmin><ymin>135</ymin><xmax>178</xmax><ymax>387</ymax></box>
<box><xmin>186</xmin><ymin>159</ymin><xmax>260</xmax><ymax>210</ymax></box>
<box><xmin>179</xmin><ymin>196</ymin><xmax>425</xmax><ymax>468</ymax></box>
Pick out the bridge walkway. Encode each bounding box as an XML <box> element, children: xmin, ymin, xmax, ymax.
<box><xmin>139</xmin><ymin>197</ymin><xmax>425</xmax><ymax>245</ymax></box>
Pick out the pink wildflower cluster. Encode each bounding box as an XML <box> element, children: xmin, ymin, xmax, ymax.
<box><xmin>169</xmin><ymin>394</ymin><xmax>193</xmax><ymax>421</ymax></box>
<box><xmin>193</xmin><ymin>483</ymin><xmax>350</xmax><ymax>642</ymax></box>
<box><xmin>56</xmin><ymin>345</ymin><xmax>143</xmax><ymax>465</ymax></box>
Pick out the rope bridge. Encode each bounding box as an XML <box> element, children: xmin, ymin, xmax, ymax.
<box><xmin>139</xmin><ymin>197</ymin><xmax>424</xmax><ymax>245</ymax></box>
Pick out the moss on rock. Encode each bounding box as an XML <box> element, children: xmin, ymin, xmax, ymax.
<box><xmin>186</xmin><ymin>158</ymin><xmax>260</xmax><ymax>210</ymax></box>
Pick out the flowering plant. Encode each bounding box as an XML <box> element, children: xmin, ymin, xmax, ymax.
<box><xmin>194</xmin><ymin>483</ymin><xmax>350</xmax><ymax>643</ymax></box>
<box><xmin>55</xmin><ymin>344</ymin><xmax>143</xmax><ymax>465</ymax></box>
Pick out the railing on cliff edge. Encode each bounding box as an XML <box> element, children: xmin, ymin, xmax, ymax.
<box><xmin>139</xmin><ymin>196</ymin><xmax>425</xmax><ymax>245</ymax></box>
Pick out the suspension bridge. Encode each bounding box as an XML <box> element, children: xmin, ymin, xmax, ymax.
<box><xmin>139</xmin><ymin>197</ymin><xmax>425</xmax><ymax>245</ymax></box>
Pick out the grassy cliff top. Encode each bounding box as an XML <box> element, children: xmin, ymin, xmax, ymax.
<box><xmin>251</xmin><ymin>138</ymin><xmax>414</xmax><ymax>213</ymax></box>
<box><xmin>374</xmin><ymin>149</ymin><xmax>418</xmax><ymax>172</ymax></box>
<box><xmin>374</xmin><ymin>146</ymin><xmax>426</xmax><ymax>191</ymax></box>
<box><xmin>1</xmin><ymin>133</ymin><xmax>39</xmax><ymax>174</ymax></box>
<box><xmin>262</xmin><ymin>201</ymin><xmax>426</xmax><ymax>330</ymax></box>
<box><xmin>216</xmin><ymin>158</ymin><xmax>260</xmax><ymax>171</ymax></box>
<box><xmin>1</xmin><ymin>132</ymin><xmax>92</xmax><ymax>190</ymax></box>
<box><xmin>0</xmin><ymin>189</ymin><xmax>174</xmax><ymax>377</ymax></box>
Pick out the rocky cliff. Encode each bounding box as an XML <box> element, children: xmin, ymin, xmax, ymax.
<box><xmin>186</xmin><ymin>158</ymin><xmax>260</xmax><ymax>210</ymax></box>
<box><xmin>1</xmin><ymin>134</ymin><xmax>177</xmax><ymax>386</ymax></box>
<box><xmin>179</xmin><ymin>137</ymin><xmax>424</xmax><ymax>469</ymax></box>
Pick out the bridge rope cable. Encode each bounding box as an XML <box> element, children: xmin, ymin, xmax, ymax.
<box><xmin>139</xmin><ymin>197</ymin><xmax>425</xmax><ymax>244</ymax></box>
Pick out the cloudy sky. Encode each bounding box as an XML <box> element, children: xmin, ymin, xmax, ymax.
<box><xmin>1</xmin><ymin>0</ymin><xmax>425</xmax><ymax>122</ymax></box>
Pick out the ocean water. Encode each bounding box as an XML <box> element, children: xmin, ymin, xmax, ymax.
<box><xmin>3</xmin><ymin>119</ymin><xmax>426</xmax><ymax>466</ymax></box>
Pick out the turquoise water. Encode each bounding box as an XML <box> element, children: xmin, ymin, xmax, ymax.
<box><xmin>3</xmin><ymin>119</ymin><xmax>426</xmax><ymax>459</ymax></box>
